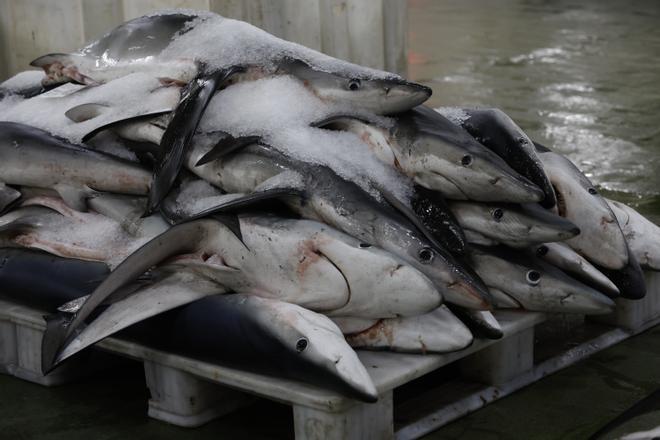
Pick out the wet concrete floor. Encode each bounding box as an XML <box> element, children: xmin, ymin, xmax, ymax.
<box><xmin>2</xmin><ymin>325</ymin><xmax>660</xmax><ymax>439</ymax></box>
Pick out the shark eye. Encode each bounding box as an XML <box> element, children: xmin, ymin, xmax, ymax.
<box><xmin>461</xmin><ymin>155</ymin><xmax>473</xmax><ymax>167</ymax></box>
<box><xmin>536</xmin><ymin>245</ymin><xmax>548</xmax><ymax>256</ymax></box>
<box><xmin>526</xmin><ymin>270</ymin><xmax>541</xmax><ymax>285</ymax></box>
<box><xmin>492</xmin><ymin>208</ymin><xmax>504</xmax><ymax>222</ymax></box>
<box><xmin>359</xmin><ymin>243</ymin><xmax>372</xmax><ymax>248</ymax></box>
<box><xmin>588</xmin><ymin>187</ymin><xmax>598</xmax><ymax>195</ymax></box>
<box><xmin>347</xmin><ymin>78</ymin><xmax>361</xmax><ymax>91</ymax></box>
<box><xmin>418</xmin><ymin>247</ymin><xmax>435</xmax><ymax>263</ymax></box>
<box><xmin>296</xmin><ymin>338</ymin><xmax>308</xmax><ymax>352</ymax></box>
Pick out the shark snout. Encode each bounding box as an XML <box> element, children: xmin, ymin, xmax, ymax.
<box><xmin>443</xmin><ymin>278</ymin><xmax>493</xmax><ymax>310</ymax></box>
<box><xmin>557</xmin><ymin>283</ymin><xmax>616</xmax><ymax>314</ymax></box>
<box><xmin>497</xmin><ymin>173</ymin><xmax>545</xmax><ymax>203</ymax></box>
<box><xmin>380</xmin><ymin>82</ymin><xmax>432</xmax><ymax>114</ymax></box>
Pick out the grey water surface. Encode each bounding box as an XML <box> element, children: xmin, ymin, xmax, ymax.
<box><xmin>409</xmin><ymin>0</ymin><xmax>660</xmax><ymax>221</ymax></box>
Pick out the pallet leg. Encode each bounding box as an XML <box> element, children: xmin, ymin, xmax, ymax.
<box><xmin>293</xmin><ymin>391</ymin><xmax>393</xmax><ymax>440</ymax></box>
<box><xmin>0</xmin><ymin>320</ymin><xmax>17</xmax><ymax>375</ymax></box>
<box><xmin>144</xmin><ymin>361</ymin><xmax>253</xmax><ymax>428</ymax></box>
<box><xmin>0</xmin><ymin>319</ymin><xmax>93</xmax><ymax>386</ymax></box>
<box><xmin>459</xmin><ymin>327</ymin><xmax>535</xmax><ymax>385</ymax></box>
<box><xmin>590</xmin><ymin>271</ymin><xmax>660</xmax><ymax>331</ymax></box>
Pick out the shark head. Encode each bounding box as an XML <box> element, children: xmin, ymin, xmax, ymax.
<box><xmin>279</xmin><ymin>59</ymin><xmax>431</xmax><ymax>115</ymax></box>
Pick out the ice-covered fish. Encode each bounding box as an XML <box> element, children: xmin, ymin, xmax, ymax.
<box><xmin>30</xmin><ymin>11</ymin><xmax>431</xmax><ymax>212</ymax></box>
<box><xmin>31</xmin><ymin>11</ymin><xmax>430</xmax><ymax>114</ymax></box>
<box><xmin>0</xmin><ymin>74</ymin><xmax>179</xmax><ymax>143</ymax></box>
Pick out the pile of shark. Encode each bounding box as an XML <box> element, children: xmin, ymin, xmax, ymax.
<box><xmin>0</xmin><ymin>10</ymin><xmax>659</xmax><ymax>402</ymax></box>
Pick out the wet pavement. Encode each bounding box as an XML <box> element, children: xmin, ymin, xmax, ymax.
<box><xmin>425</xmin><ymin>325</ymin><xmax>660</xmax><ymax>439</ymax></box>
<box><xmin>408</xmin><ymin>0</ymin><xmax>660</xmax><ymax>223</ymax></box>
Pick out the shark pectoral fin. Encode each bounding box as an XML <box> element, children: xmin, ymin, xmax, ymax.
<box><xmin>195</xmin><ymin>134</ymin><xmax>263</xmax><ymax>166</ymax></box>
<box><xmin>29</xmin><ymin>53</ymin><xmax>74</xmax><ymax>68</ymax></box>
<box><xmin>310</xmin><ymin>113</ymin><xmax>379</xmax><ymax>128</ymax></box>
<box><xmin>533</xmin><ymin>141</ymin><xmax>551</xmax><ymax>153</ymax></box>
<box><xmin>183</xmin><ymin>172</ymin><xmax>305</xmax><ymax>222</ymax></box>
<box><xmin>377</xmin><ymin>185</ymin><xmax>448</xmax><ymax>253</ymax></box>
<box><xmin>43</xmin><ymin>220</ymin><xmax>211</xmax><ymax>369</ymax></box>
<box><xmin>0</xmin><ymin>183</ymin><xmax>22</xmax><ymax>215</ymax></box>
<box><xmin>412</xmin><ymin>185</ymin><xmax>467</xmax><ymax>254</ymax></box>
<box><xmin>29</xmin><ymin>53</ymin><xmax>91</xmax><ymax>85</ymax></box>
<box><xmin>0</xmin><ymin>215</ymin><xmax>40</xmax><ymax>236</ymax></box>
<box><xmin>43</xmin><ymin>293</ymin><xmax>92</xmax><ymax>372</ymax></box>
<box><xmin>147</xmin><ymin>65</ymin><xmax>245</xmax><ymax>214</ymax></box>
<box><xmin>448</xmin><ymin>305</ymin><xmax>503</xmax><ymax>340</ymax></box>
<box><xmin>596</xmin><ymin>244</ymin><xmax>647</xmax><ymax>300</ymax></box>
<box><xmin>64</xmin><ymin>103</ymin><xmax>111</xmax><ymax>122</ymax></box>
<box><xmin>54</xmin><ymin>273</ymin><xmax>227</xmax><ymax>368</ymax></box>
<box><xmin>53</xmin><ymin>184</ymin><xmax>97</xmax><ymax>212</ymax></box>
<box><xmin>81</xmin><ymin>110</ymin><xmax>173</xmax><ymax>143</ymax></box>
<box><xmin>57</xmin><ymin>295</ymin><xmax>89</xmax><ymax>313</ymax></box>
<box><xmin>311</xmin><ymin>114</ymin><xmax>356</xmax><ymax>128</ymax></box>
<box><xmin>211</xmin><ymin>214</ymin><xmax>245</xmax><ymax>247</ymax></box>
<box><xmin>185</xmin><ymin>188</ymin><xmax>302</xmax><ymax>221</ymax></box>
<box><xmin>41</xmin><ymin>311</ymin><xmax>75</xmax><ymax>374</ymax></box>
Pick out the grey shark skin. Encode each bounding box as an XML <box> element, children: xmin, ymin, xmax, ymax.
<box><xmin>0</xmin><ymin>247</ymin><xmax>109</xmax><ymax>311</ymax></box>
<box><xmin>532</xmin><ymin>242</ymin><xmax>620</xmax><ymax>297</ymax></box>
<box><xmin>470</xmin><ymin>245</ymin><xmax>615</xmax><ymax>314</ymax></box>
<box><xmin>0</xmin><ymin>122</ymin><xmax>152</xmax><ymax>210</ymax></box>
<box><xmin>448</xmin><ymin>200</ymin><xmax>580</xmax><ymax>248</ymax></box>
<box><xmin>410</xmin><ymin>185</ymin><xmax>466</xmax><ymax>254</ymax></box>
<box><xmin>592</xmin><ymin>242</ymin><xmax>647</xmax><ymax>300</ymax></box>
<box><xmin>318</xmin><ymin>107</ymin><xmax>543</xmax><ymax>203</ymax></box>
<box><xmin>0</xmin><ymin>183</ymin><xmax>21</xmax><ymax>214</ymax></box>
<box><xmin>132</xmin><ymin>294</ymin><xmax>378</xmax><ymax>402</ymax></box>
<box><xmin>186</xmin><ymin>143</ymin><xmax>493</xmax><ymax>310</ymax></box>
<box><xmin>336</xmin><ymin>305</ymin><xmax>473</xmax><ymax>354</ymax></box>
<box><xmin>534</xmin><ymin>142</ymin><xmax>630</xmax><ymax>271</ymax></box>
<box><xmin>607</xmin><ymin>198</ymin><xmax>660</xmax><ymax>271</ymax></box>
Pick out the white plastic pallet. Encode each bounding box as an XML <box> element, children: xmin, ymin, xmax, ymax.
<box><xmin>1</xmin><ymin>271</ymin><xmax>658</xmax><ymax>440</ymax></box>
<box><xmin>0</xmin><ymin>298</ymin><xmax>542</xmax><ymax>439</ymax></box>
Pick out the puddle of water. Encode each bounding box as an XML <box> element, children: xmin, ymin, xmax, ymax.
<box><xmin>409</xmin><ymin>0</ymin><xmax>660</xmax><ymax>222</ymax></box>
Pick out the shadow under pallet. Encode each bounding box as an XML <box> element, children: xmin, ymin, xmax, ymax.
<box><xmin>0</xmin><ymin>272</ymin><xmax>657</xmax><ymax>440</ymax></box>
